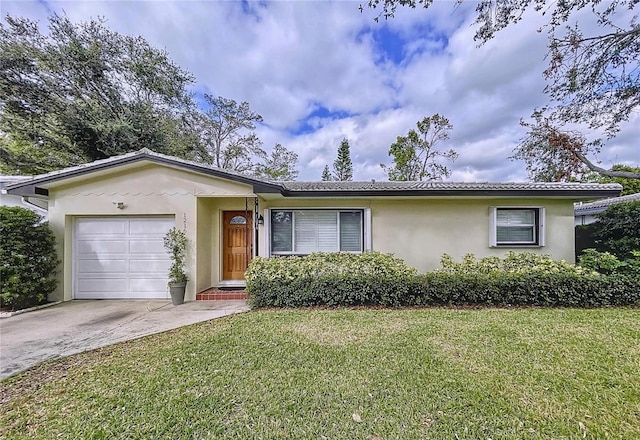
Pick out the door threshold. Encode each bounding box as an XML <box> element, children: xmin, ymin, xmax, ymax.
<box><xmin>218</xmin><ymin>280</ymin><xmax>246</xmax><ymax>289</ymax></box>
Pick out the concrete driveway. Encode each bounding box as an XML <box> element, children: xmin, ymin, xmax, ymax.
<box><xmin>0</xmin><ymin>300</ymin><xmax>250</xmax><ymax>380</ymax></box>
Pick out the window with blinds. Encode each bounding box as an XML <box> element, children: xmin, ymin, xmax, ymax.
<box><xmin>490</xmin><ymin>207</ymin><xmax>544</xmax><ymax>247</ymax></box>
<box><xmin>270</xmin><ymin>210</ymin><xmax>363</xmax><ymax>254</ymax></box>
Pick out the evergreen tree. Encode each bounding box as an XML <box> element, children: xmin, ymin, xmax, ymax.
<box><xmin>333</xmin><ymin>138</ymin><xmax>353</xmax><ymax>181</ymax></box>
<box><xmin>321</xmin><ymin>165</ymin><xmax>333</xmax><ymax>181</ymax></box>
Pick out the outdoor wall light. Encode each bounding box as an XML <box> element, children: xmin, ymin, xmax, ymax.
<box><xmin>113</xmin><ymin>201</ymin><xmax>125</xmax><ymax>209</ymax></box>
<box><xmin>257</xmin><ymin>214</ymin><xmax>264</xmax><ymax>225</ymax></box>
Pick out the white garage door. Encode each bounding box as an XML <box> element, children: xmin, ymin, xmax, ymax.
<box><xmin>74</xmin><ymin>217</ymin><xmax>174</xmax><ymax>299</ymax></box>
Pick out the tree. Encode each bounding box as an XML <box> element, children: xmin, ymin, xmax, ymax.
<box><xmin>321</xmin><ymin>164</ymin><xmax>333</xmax><ymax>181</ymax></box>
<box><xmin>333</xmin><ymin>138</ymin><xmax>354</xmax><ymax>181</ymax></box>
<box><xmin>513</xmin><ymin>113</ymin><xmax>640</xmax><ymax>181</ymax></box>
<box><xmin>589</xmin><ymin>166</ymin><xmax>640</xmax><ymax>196</ymax></box>
<box><xmin>364</xmin><ymin>0</ymin><xmax>640</xmax><ymax>179</ymax></box>
<box><xmin>0</xmin><ymin>14</ymin><xmax>200</xmax><ymax>174</ymax></box>
<box><xmin>591</xmin><ymin>201</ymin><xmax>640</xmax><ymax>259</ymax></box>
<box><xmin>381</xmin><ymin>114</ymin><xmax>457</xmax><ymax>181</ymax></box>
<box><xmin>254</xmin><ymin>144</ymin><xmax>299</xmax><ymax>181</ymax></box>
<box><xmin>195</xmin><ymin>95</ymin><xmax>266</xmax><ymax>173</ymax></box>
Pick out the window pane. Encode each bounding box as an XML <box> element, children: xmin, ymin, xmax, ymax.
<box><xmin>340</xmin><ymin>211</ymin><xmax>362</xmax><ymax>251</ymax></box>
<box><xmin>497</xmin><ymin>226</ymin><xmax>534</xmax><ymax>243</ymax></box>
<box><xmin>497</xmin><ymin>209</ymin><xmax>534</xmax><ymax>225</ymax></box>
<box><xmin>271</xmin><ymin>211</ymin><xmax>292</xmax><ymax>252</ymax></box>
<box><xmin>317</xmin><ymin>211</ymin><xmax>338</xmax><ymax>251</ymax></box>
<box><xmin>294</xmin><ymin>211</ymin><xmax>338</xmax><ymax>253</ymax></box>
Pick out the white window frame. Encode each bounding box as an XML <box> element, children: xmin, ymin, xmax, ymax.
<box><xmin>264</xmin><ymin>208</ymin><xmax>372</xmax><ymax>257</ymax></box>
<box><xmin>489</xmin><ymin>206</ymin><xmax>545</xmax><ymax>247</ymax></box>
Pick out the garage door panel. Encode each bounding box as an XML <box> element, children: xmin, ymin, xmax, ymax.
<box><xmin>74</xmin><ymin>217</ymin><xmax>173</xmax><ymax>299</ymax></box>
<box><xmin>129</xmin><ymin>239</ymin><xmax>167</xmax><ymax>254</ymax></box>
<box><xmin>77</xmin><ymin>240</ymin><xmax>128</xmax><ymax>255</ymax></box>
<box><xmin>77</xmin><ymin>278</ymin><xmax>128</xmax><ymax>293</ymax></box>
<box><xmin>77</xmin><ymin>259</ymin><xmax>128</xmax><ymax>274</ymax></box>
<box><xmin>130</xmin><ymin>218</ymin><xmax>173</xmax><ymax>235</ymax></box>
<box><xmin>130</xmin><ymin>278</ymin><xmax>170</xmax><ymax>294</ymax></box>
<box><xmin>76</xmin><ymin>219</ymin><xmax>127</xmax><ymax>235</ymax></box>
<box><xmin>129</xmin><ymin>259</ymin><xmax>171</xmax><ymax>273</ymax></box>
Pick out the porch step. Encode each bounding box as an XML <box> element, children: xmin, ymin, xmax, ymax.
<box><xmin>196</xmin><ymin>287</ymin><xmax>249</xmax><ymax>301</ymax></box>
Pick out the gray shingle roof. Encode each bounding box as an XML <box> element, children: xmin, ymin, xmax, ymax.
<box><xmin>575</xmin><ymin>192</ymin><xmax>640</xmax><ymax>215</ymax></box>
<box><xmin>282</xmin><ymin>181</ymin><xmax>622</xmax><ymax>192</ymax></box>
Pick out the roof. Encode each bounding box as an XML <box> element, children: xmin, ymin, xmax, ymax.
<box><xmin>5</xmin><ymin>148</ymin><xmax>623</xmax><ymax>199</ymax></box>
<box><xmin>574</xmin><ymin>192</ymin><xmax>640</xmax><ymax>215</ymax></box>
<box><xmin>280</xmin><ymin>180</ymin><xmax>621</xmax><ymax>197</ymax></box>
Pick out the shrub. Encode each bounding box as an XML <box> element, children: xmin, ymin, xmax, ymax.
<box><xmin>0</xmin><ymin>206</ymin><xmax>58</xmax><ymax>310</ymax></box>
<box><xmin>438</xmin><ymin>251</ymin><xmax>591</xmax><ymax>275</ymax></box>
<box><xmin>579</xmin><ymin>248</ymin><xmax>640</xmax><ymax>276</ymax></box>
<box><xmin>246</xmin><ymin>252</ymin><xmax>417</xmax><ymax>307</ymax></box>
<box><xmin>408</xmin><ymin>272</ymin><xmax>639</xmax><ymax>308</ymax></box>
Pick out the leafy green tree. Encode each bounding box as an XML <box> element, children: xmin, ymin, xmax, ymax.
<box><xmin>591</xmin><ymin>201</ymin><xmax>640</xmax><ymax>259</ymax></box>
<box><xmin>381</xmin><ymin>114</ymin><xmax>457</xmax><ymax>181</ymax></box>
<box><xmin>0</xmin><ymin>14</ymin><xmax>200</xmax><ymax>174</ymax></box>
<box><xmin>333</xmin><ymin>138</ymin><xmax>354</xmax><ymax>181</ymax></box>
<box><xmin>195</xmin><ymin>95</ymin><xmax>266</xmax><ymax>173</ymax></box>
<box><xmin>365</xmin><ymin>0</ymin><xmax>639</xmax><ymax>180</ymax></box>
<box><xmin>254</xmin><ymin>144</ymin><xmax>299</xmax><ymax>181</ymax></box>
<box><xmin>588</xmin><ymin>165</ymin><xmax>640</xmax><ymax>196</ymax></box>
<box><xmin>321</xmin><ymin>164</ymin><xmax>333</xmax><ymax>181</ymax></box>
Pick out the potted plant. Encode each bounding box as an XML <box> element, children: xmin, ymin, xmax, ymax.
<box><xmin>163</xmin><ymin>227</ymin><xmax>189</xmax><ymax>305</ymax></box>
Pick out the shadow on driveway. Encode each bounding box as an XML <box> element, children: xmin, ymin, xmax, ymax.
<box><xmin>0</xmin><ymin>300</ymin><xmax>250</xmax><ymax>380</ymax></box>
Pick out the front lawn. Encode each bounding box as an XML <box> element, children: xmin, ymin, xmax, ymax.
<box><xmin>1</xmin><ymin>308</ymin><xmax>639</xmax><ymax>439</ymax></box>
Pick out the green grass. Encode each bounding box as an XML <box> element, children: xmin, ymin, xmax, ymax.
<box><xmin>1</xmin><ymin>308</ymin><xmax>639</xmax><ymax>439</ymax></box>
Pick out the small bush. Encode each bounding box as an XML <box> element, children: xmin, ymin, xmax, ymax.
<box><xmin>246</xmin><ymin>252</ymin><xmax>417</xmax><ymax>307</ymax></box>
<box><xmin>439</xmin><ymin>251</ymin><xmax>591</xmax><ymax>275</ymax></box>
<box><xmin>0</xmin><ymin>206</ymin><xmax>59</xmax><ymax>310</ymax></box>
<box><xmin>578</xmin><ymin>249</ymin><xmax>640</xmax><ymax>276</ymax></box>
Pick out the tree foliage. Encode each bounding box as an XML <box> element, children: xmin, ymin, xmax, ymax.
<box><xmin>588</xmin><ymin>165</ymin><xmax>640</xmax><ymax>196</ymax></box>
<box><xmin>513</xmin><ymin>113</ymin><xmax>640</xmax><ymax>181</ymax></box>
<box><xmin>333</xmin><ymin>138</ymin><xmax>354</xmax><ymax>181</ymax></box>
<box><xmin>364</xmin><ymin>0</ymin><xmax>640</xmax><ymax>180</ymax></box>
<box><xmin>381</xmin><ymin>114</ymin><xmax>457</xmax><ymax>181</ymax></box>
<box><xmin>590</xmin><ymin>201</ymin><xmax>640</xmax><ymax>259</ymax></box>
<box><xmin>254</xmin><ymin>143</ymin><xmax>299</xmax><ymax>181</ymax></box>
<box><xmin>0</xmin><ymin>14</ymin><xmax>200</xmax><ymax>174</ymax></box>
<box><xmin>0</xmin><ymin>14</ymin><xmax>299</xmax><ymax>179</ymax></box>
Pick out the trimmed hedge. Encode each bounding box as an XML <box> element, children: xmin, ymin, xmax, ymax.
<box><xmin>246</xmin><ymin>252</ymin><xmax>417</xmax><ymax>307</ymax></box>
<box><xmin>0</xmin><ymin>206</ymin><xmax>58</xmax><ymax>310</ymax></box>
<box><xmin>246</xmin><ymin>252</ymin><xmax>640</xmax><ymax>308</ymax></box>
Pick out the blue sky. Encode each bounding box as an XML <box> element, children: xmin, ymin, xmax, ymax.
<box><xmin>2</xmin><ymin>0</ymin><xmax>638</xmax><ymax>181</ymax></box>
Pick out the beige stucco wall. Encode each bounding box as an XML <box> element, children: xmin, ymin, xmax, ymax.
<box><xmin>46</xmin><ymin>163</ymin><xmax>255</xmax><ymax>302</ymax></box>
<box><xmin>260</xmin><ymin>197</ymin><xmax>576</xmax><ymax>273</ymax></box>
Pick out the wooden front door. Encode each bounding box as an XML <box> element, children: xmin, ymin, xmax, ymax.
<box><xmin>223</xmin><ymin>211</ymin><xmax>253</xmax><ymax>280</ymax></box>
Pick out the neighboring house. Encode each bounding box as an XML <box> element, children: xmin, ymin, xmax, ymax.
<box><xmin>0</xmin><ymin>175</ymin><xmax>49</xmax><ymax>218</ymax></box>
<box><xmin>5</xmin><ymin>149</ymin><xmax>621</xmax><ymax>303</ymax></box>
<box><xmin>574</xmin><ymin>193</ymin><xmax>640</xmax><ymax>225</ymax></box>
